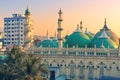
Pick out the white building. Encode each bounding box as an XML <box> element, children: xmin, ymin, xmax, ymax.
<box><xmin>4</xmin><ymin>8</ymin><xmax>33</xmax><ymax>49</ymax></box>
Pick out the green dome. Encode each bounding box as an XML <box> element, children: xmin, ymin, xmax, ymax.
<box><xmin>53</xmin><ymin>40</ymin><xmax>58</xmax><ymax>47</ymax></box>
<box><xmin>93</xmin><ymin>19</ymin><xmax>119</xmax><ymax>46</ymax></box>
<box><xmin>65</xmin><ymin>35</ymin><xmax>69</xmax><ymax>40</ymax></box>
<box><xmin>37</xmin><ymin>39</ymin><xmax>58</xmax><ymax>48</ymax></box>
<box><xmin>25</xmin><ymin>8</ymin><xmax>31</xmax><ymax>16</ymax></box>
<box><xmin>62</xmin><ymin>41</ymin><xmax>66</xmax><ymax>48</ymax></box>
<box><xmin>90</xmin><ymin>38</ymin><xmax>117</xmax><ymax>48</ymax></box>
<box><xmin>93</xmin><ymin>30</ymin><xmax>119</xmax><ymax>45</ymax></box>
<box><xmin>65</xmin><ymin>32</ymin><xmax>91</xmax><ymax>48</ymax></box>
<box><xmin>90</xmin><ymin>29</ymin><xmax>118</xmax><ymax>48</ymax></box>
<box><xmin>85</xmin><ymin>32</ymin><xmax>94</xmax><ymax>40</ymax></box>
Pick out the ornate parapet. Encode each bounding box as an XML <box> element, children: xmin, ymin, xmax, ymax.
<box><xmin>33</xmin><ymin>47</ymin><xmax>119</xmax><ymax>57</ymax></box>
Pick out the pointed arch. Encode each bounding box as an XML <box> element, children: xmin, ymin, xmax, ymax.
<box><xmin>68</xmin><ymin>60</ymin><xmax>76</xmax><ymax>79</ymax></box>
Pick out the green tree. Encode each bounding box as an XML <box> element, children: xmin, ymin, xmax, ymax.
<box><xmin>20</xmin><ymin>54</ymin><xmax>48</xmax><ymax>80</ymax></box>
<box><xmin>0</xmin><ymin>45</ymin><xmax>48</xmax><ymax>80</ymax></box>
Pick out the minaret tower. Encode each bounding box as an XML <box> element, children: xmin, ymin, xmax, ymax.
<box><xmin>24</xmin><ymin>7</ymin><xmax>33</xmax><ymax>48</ymax></box>
<box><xmin>57</xmin><ymin>9</ymin><xmax>63</xmax><ymax>48</ymax></box>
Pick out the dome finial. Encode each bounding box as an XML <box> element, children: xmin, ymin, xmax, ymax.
<box><xmin>25</xmin><ymin>6</ymin><xmax>31</xmax><ymax>16</ymax></box>
<box><xmin>58</xmin><ymin>8</ymin><xmax>62</xmax><ymax>14</ymax></box>
<box><xmin>105</xmin><ymin>18</ymin><xmax>106</xmax><ymax>25</ymax></box>
<box><xmin>55</xmin><ymin>31</ymin><xmax>56</xmax><ymax>37</ymax></box>
<box><xmin>85</xmin><ymin>28</ymin><xmax>88</xmax><ymax>33</ymax></box>
<box><xmin>45</xmin><ymin>30</ymin><xmax>49</xmax><ymax>40</ymax></box>
<box><xmin>75</xmin><ymin>24</ymin><xmax>80</xmax><ymax>32</ymax></box>
<box><xmin>47</xmin><ymin>30</ymin><xmax>48</xmax><ymax>36</ymax></box>
<box><xmin>103</xmin><ymin>18</ymin><xmax>109</xmax><ymax>30</ymax></box>
<box><xmin>80</xmin><ymin>21</ymin><xmax>83</xmax><ymax>30</ymax></box>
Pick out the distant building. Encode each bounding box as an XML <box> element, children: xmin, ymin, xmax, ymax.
<box><xmin>4</xmin><ymin>8</ymin><xmax>33</xmax><ymax>49</ymax></box>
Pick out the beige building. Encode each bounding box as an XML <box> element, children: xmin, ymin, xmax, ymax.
<box><xmin>26</xmin><ymin>9</ymin><xmax>120</xmax><ymax>80</ymax></box>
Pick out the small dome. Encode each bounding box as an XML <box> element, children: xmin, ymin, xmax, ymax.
<box><xmin>84</xmin><ymin>28</ymin><xmax>94</xmax><ymax>40</ymax></box>
<box><xmin>65</xmin><ymin>32</ymin><xmax>91</xmax><ymax>48</ymax></box>
<box><xmin>53</xmin><ymin>39</ymin><xmax>58</xmax><ymax>47</ymax></box>
<box><xmin>25</xmin><ymin>8</ymin><xmax>31</xmax><ymax>16</ymax></box>
<box><xmin>37</xmin><ymin>39</ymin><xmax>58</xmax><ymax>48</ymax></box>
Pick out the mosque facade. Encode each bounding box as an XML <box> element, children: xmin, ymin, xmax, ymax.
<box><xmin>25</xmin><ymin>9</ymin><xmax>120</xmax><ymax>80</ymax></box>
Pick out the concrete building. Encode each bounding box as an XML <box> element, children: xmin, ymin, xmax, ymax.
<box><xmin>4</xmin><ymin>8</ymin><xmax>33</xmax><ymax>49</ymax></box>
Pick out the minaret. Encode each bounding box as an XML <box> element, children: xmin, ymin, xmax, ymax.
<box><xmin>105</xmin><ymin>18</ymin><xmax>106</xmax><ymax>25</ymax></box>
<box><xmin>57</xmin><ymin>9</ymin><xmax>63</xmax><ymax>48</ymax></box>
<box><xmin>24</xmin><ymin>7</ymin><xmax>33</xmax><ymax>48</ymax></box>
<box><xmin>45</xmin><ymin>30</ymin><xmax>49</xmax><ymax>40</ymax></box>
<box><xmin>75</xmin><ymin>24</ymin><xmax>80</xmax><ymax>32</ymax></box>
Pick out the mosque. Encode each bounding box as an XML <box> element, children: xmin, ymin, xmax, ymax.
<box><xmin>23</xmin><ymin>9</ymin><xmax>120</xmax><ymax>80</ymax></box>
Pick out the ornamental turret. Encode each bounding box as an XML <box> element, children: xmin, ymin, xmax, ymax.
<box><xmin>80</xmin><ymin>21</ymin><xmax>83</xmax><ymax>32</ymax></box>
<box><xmin>57</xmin><ymin>9</ymin><xmax>63</xmax><ymax>48</ymax></box>
<box><xmin>24</xmin><ymin>7</ymin><xmax>33</xmax><ymax>48</ymax></box>
<box><xmin>25</xmin><ymin>7</ymin><xmax>31</xmax><ymax>17</ymax></box>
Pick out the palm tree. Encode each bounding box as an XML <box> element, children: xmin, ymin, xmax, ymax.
<box><xmin>0</xmin><ymin>45</ymin><xmax>48</xmax><ymax>80</ymax></box>
<box><xmin>0</xmin><ymin>45</ymin><xmax>24</xmax><ymax>80</ymax></box>
<box><xmin>19</xmin><ymin>54</ymin><xmax>48</xmax><ymax>80</ymax></box>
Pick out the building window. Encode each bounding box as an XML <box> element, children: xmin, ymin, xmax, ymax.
<box><xmin>88</xmin><ymin>61</ymin><xmax>94</xmax><ymax>80</ymax></box>
<box><xmin>79</xmin><ymin>61</ymin><xmax>85</xmax><ymax>79</ymax></box>
<box><xmin>69</xmin><ymin>61</ymin><xmax>75</xmax><ymax>79</ymax></box>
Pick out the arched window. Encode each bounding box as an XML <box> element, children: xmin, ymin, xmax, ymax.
<box><xmin>88</xmin><ymin>61</ymin><xmax>94</xmax><ymax>80</ymax></box>
<box><xmin>60</xmin><ymin>60</ymin><xmax>66</xmax><ymax>75</ymax></box>
<box><xmin>51</xmin><ymin>60</ymin><xmax>58</xmax><ymax>67</ymax></box>
<box><xmin>79</xmin><ymin>61</ymin><xmax>85</xmax><ymax>79</ymax></box>
<box><xmin>97</xmin><ymin>62</ymin><xmax>106</xmax><ymax>78</ymax></box>
<box><xmin>69</xmin><ymin>61</ymin><xmax>76</xmax><ymax>79</ymax></box>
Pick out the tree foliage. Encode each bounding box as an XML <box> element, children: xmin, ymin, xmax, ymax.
<box><xmin>0</xmin><ymin>45</ymin><xmax>48</xmax><ymax>80</ymax></box>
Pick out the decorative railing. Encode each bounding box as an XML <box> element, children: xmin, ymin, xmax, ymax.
<box><xmin>26</xmin><ymin>47</ymin><xmax>119</xmax><ymax>57</ymax></box>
